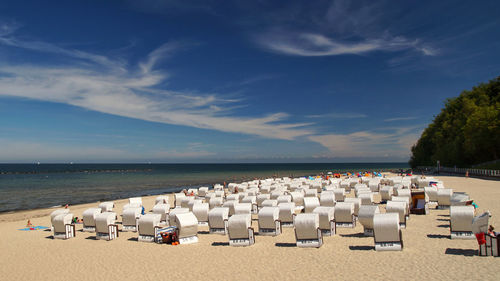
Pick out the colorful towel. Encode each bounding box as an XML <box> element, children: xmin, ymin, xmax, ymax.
<box><xmin>18</xmin><ymin>226</ymin><xmax>50</xmax><ymax>231</ymax></box>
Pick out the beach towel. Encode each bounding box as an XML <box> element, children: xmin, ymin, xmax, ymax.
<box><xmin>18</xmin><ymin>226</ymin><xmax>50</xmax><ymax>231</ymax></box>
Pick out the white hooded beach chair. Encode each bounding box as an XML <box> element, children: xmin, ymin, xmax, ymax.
<box><xmin>305</xmin><ymin>189</ymin><xmax>318</xmax><ymax>198</ymax></box>
<box><xmin>303</xmin><ymin>197</ymin><xmax>320</xmax><ymax>213</ymax></box>
<box><xmin>227</xmin><ymin>214</ymin><xmax>255</xmax><ymax>246</ymax></box>
<box><xmin>82</xmin><ymin>208</ymin><xmax>101</xmax><ymax>232</ymax></box>
<box><xmin>373</xmin><ymin>213</ymin><xmax>402</xmax><ymax>251</ymax></box>
<box><xmin>333</xmin><ymin>188</ymin><xmax>345</xmax><ymax>202</ymax></box>
<box><xmin>174</xmin><ymin>192</ymin><xmax>186</xmax><ymax>207</ymax></box>
<box><xmin>290</xmin><ymin>191</ymin><xmax>305</xmax><ymax>212</ymax></box>
<box><xmin>174</xmin><ymin>212</ymin><xmax>199</xmax><ymax>244</ymax></box>
<box><xmin>344</xmin><ymin>198</ymin><xmax>361</xmax><ymax>217</ymax></box>
<box><xmin>320</xmin><ymin>191</ymin><xmax>336</xmax><ymax>207</ymax></box>
<box><xmin>155</xmin><ymin>196</ymin><xmax>168</xmax><ymax>205</ymax></box>
<box><xmin>358</xmin><ymin>192</ymin><xmax>374</xmax><ymax>205</ymax></box>
<box><xmin>52</xmin><ymin>213</ymin><xmax>75</xmax><ymax>239</ymax></box>
<box><xmin>277</xmin><ymin>195</ymin><xmax>292</xmax><ymax>204</ymax></box>
<box><xmin>334</xmin><ymin>202</ymin><xmax>356</xmax><ymax>228</ymax></box>
<box><xmin>473</xmin><ymin>211</ymin><xmax>497</xmax><ymax>256</ymax></box>
<box><xmin>169</xmin><ymin>207</ymin><xmax>189</xmax><ymax>226</ymax></box>
<box><xmin>180</xmin><ymin>196</ymin><xmax>195</xmax><ymax>209</ymax></box>
<box><xmin>192</xmin><ymin>203</ymin><xmax>209</xmax><ymax>226</ymax></box>
<box><xmin>380</xmin><ymin>186</ymin><xmax>393</xmax><ymax>202</ymax></box>
<box><xmin>98</xmin><ymin>201</ymin><xmax>114</xmax><ymax>212</ymax></box>
<box><xmin>392</xmin><ymin>196</ymin><xmax>411</xmax><ymax>216</ymax></box>
<box><xmin>222</xmin><ymin>200</ymin><xmax>239</xmax><ymax>216</ymax></box>
<box><xmin>449</xmin><ymin>205</ymin><xmax>475</xmax><ymax>239</ymax></box>
<box><xmin>138</xmin><ymin>213</ymin><xmax>162</xmax><ymax>242</ymax></box>
<box><xmin>198</xmin><ymin>187</ymin><xmax>209</xmax><ymax>198</ymax></box>
<box><xmin>257</xmin><ymin>194</ymin><xmax>271</xmax><ymax>208</ymax></box>
<box><xmin>235</xmin><ymin>203</ymin><xmax>252</xmax><ymax>216</ymax></box>
<box><xmin>208</xmin><ymin>207</ymin><xmax>229</xmax><ymax>234</ymax></box>
<box><xmin>278</xmin><ymin>202</ymin><xmax>296</xmax><ymax>227</ymax></box>
<box><xmin>122</xmin><ymin>207</ymin><xmax>142</xmax><ymax>232</ymax></box>
<box><xmin>386</xmin><ymin>201</ymin><xmax>408</xmax><ymax>228</ymax></box>
<box><xmin>313</xmin><ymin>206</ymin><xmax>335</xmax><ymax>236</ymax></box>
<box><xmin>187</xmin><ymin>199</ymin><xmax>204</xmax><ymax>212</ymax></box>
<box><xmin>261</xmin><ymin>199</ymin><xmax>278</xmax><ymax>207</ymax></box>
<box><xmin>358</xmin><ymin>205</ymin><xmax>380</xmax><ymax>236</ymax></box>
<box><xmin>209</xmin><ymin>197</ymin><xmax>224</xmax><ymax>209</ymax></box>
<box><xmin>437</xmin><ymin>188</ymin><xmax>453</xmax><ymax>209</ymax></box>
<box><xmin>152</xmin><ymin>203</ymin><xmax>170</xmax><ymax>222</ymax></box>
<box><xmin>95</xmin><ymin>212</ymin><xmax>118</xmax><ymax>241</ymax></box>
<box><xmin>50</xmin><ymin>209</ymin><xmax>70</xmax><ymax>226</ymax></box>
<box><xmin>424</xmin><ymin>186</ymin><xmax>438</xmax><ymax>203</ymax></box>
<box><xmin>226</xmin><ymin>194</ymin><xmax>239</xmax><ymax>202</ymax></box>
<box><xmin>258</xmin><ymin>206</ymin><xmax>281</xmax><ymax>236</ymax></box>
<box><xmin>294</xmin><ymin>213</ymin><xmax>323</xmax><ymax>248</ymax></box>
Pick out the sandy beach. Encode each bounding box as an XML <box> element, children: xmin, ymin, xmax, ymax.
<box><xmin>1</xmin><ymin>175</ymin><xmax>499</xmax><ymax>281</ymax></box>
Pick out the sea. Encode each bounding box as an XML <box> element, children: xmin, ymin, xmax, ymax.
<box><xmin>0</xmin><ymin>163</ymin><xmax>409</xmax><ymax>212</ymax></box>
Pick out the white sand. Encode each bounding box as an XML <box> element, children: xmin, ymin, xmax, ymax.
<box><xmin>1</xmin><ymin>175</ymin><xmax>499</xmax><ymax>280</ymax></box>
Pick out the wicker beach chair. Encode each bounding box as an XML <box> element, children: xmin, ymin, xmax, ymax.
<box><xmin>138</xmin><ymin>213</ymin><xmax>162</xmax><ymax>242</ymax></box>
<box><xmin>174</xmin><ymin>212</ymin><xmax>199</xmax><ymax>244</ymax></box>
<box><xmin>152</xmin><ymin>203</ymin><xmax>170</xmax><ymax>222</ymax></box>
<box><xmin>373</xmin><ymin>213</ymin><xmax>402</xmax><ymax>251</ymax></box>
<box><xmin>358</xmin><ymin>205</ymin><xmax>380</xmax><ymax>236</ymax></box>
<box><xmin>122</xmin><ymin>207</ymin><xmax>142</xmax><ymax>232</ymax></box>
<box><xmin>294</xmin><ymin>213</ymin><xmax>323</xmax><ymax>248</ymax></box>
<box><xmin>208</xmin><ymin>207</ymin><xmax>229</xmax><ymax>235</ymax></box>
<box><xmin>227</xmin><ymin>214</ymin><xmax>255</xmax><ymax>246</ymax></box>
<box><xmin>449</xmin><ymin>205</ymin><xmax>475</xmax><ymax>239</ymax></box>
<box><xmin>95</xmin><ymin>212</ymin><xmax>118</xmax><ymax>241</ymax></box>
<box><xmin>334</xmin><ymin>202</ymin><xmax>356</xmax><ymax>228</ymax></box>
<box><xmin>258</xmin><ymin>206</ymin><xmax>281</xmax><ymax>236</ymax></box>
<box><xmin>52</xmin><ymin>213</ymin><xmax>75</xmax><ymax>239</ymax></box>
<box><xmin>313</xmin><ymin>206</ymin><xmax>335</xmax><ymax>236</ymax></box>
<box><xmin>82</xmin><ymin>208</ymin><xmax>101</xmax><ymax>232</ymax></box>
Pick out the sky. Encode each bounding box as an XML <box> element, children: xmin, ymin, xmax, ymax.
<box><xmin>0</xmin><ymin>0</ymin><xmax>499</xmax><ymax>163</ymax></box>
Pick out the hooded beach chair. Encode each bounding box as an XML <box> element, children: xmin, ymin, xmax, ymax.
<box><xmin>50</xmin><ymin>209</ymin><xmax>70</xmax><ymax>225</ymax></box>
<box><xmin>222</xmin><ymin>200</ymin><xmax>239</xmax><ymax>216</ymax></box>
<box><xmin>198</xmin><ymin>187</ymin><xmax>209</xmax><ymax>198</ymax></box>
<box><xmin>169</xmin><ymin>207</ymin><xmax>189</xmax><ymax>226</ymax></box>
<box><xmin>358</xmin><ymin>205</ymin><xmax>380</xmax><ymax>236</ymax></box>
<box><xmin>234</xmin><ymin>203</ymin><xmax>252</xmax><ymax>216</ymax></box>
<box><xmin>98</xmin><ymin>201</ymin><xmax>114</xmax><ymax>212</ymax></box>
<box><xmin>333</xmin><ymin>188</ymin><xmax>345</xmax><ymax>202</ymax></box>
<box><xmin>261</xmin><ymin>199</ymin><xmax>278</xmax><ymax>207</ymax></box>
<box><xmin>180</xmin><ymin>196</ymin><xmax>195</xmax><ymax>209</ymax></box>
<box><xmin>52</xmin><ymin>213</ymin><xmax>75</xmax><ymax>239</ymax></box>
<box><xmin>241</xmin><ymin>196</ymin><xmax>258</xmax><ymax>213</ymax></box>
<box><xmin>334</xmin><ymin>202</ymin><xmax>356</xmax><ymax>228</ymax></box>
<box><xmin>174</xmin><ymin>192</ymin><xmax>186</xmax><ymax>207</ymax></box>
<box><xmin>303</xmin><ymin>197</ymin><xmax>320</xmax><ymax>213</ymax></box>
<box><xmin>473</xmin><ymin>211</ymin><xmax>498</xmax><ymax>256</ymax></box>
<box><xmin>138</xmin><ymin>213</ymin><xmax>162</xmax><ymax>242</ymax></box>
<box><xmin>380</xmin><ymin>186</ymin><xmax>393</xmax><ymax>202</ymax></box>
<box><xmin>449</xmin><ymin>205</ymin><xmax>475</xmax><ymax>239</ymax></box>
<box><xmin>290</xmin><ymin>191</ymin><xmax>305</xmax><ymax>212</ymax></box>
<box><xmin>152</xmin><ymin>203</ymin><xmax>170</xmax><ymax>222</ymax></box>
<box><xmin>209</xmin><ymin>197</ymin><xmax>224</xmax><ymax>209</ymax></box>
<box><xmin>174</xmin><ymin>212</ymin><xmax>199</xmax><ymax>244</ymax></box>
<box><xmin>192</xmin><ymin>203</ymin><xmax>209</xmax><ymax>226</ymax></box>
<box><xmin>155</xmin><ymin>196</ymin><xmax>168</xmax><ymax>205</ymax></box>
<box><xmin>278</xmin><ymin>202</ymin><xmax>296</xmax><ymax>227</ymax></box>
<box><xmin>277</xmin><ymin>195</ymin><xmax>292</xmax><ymax>204</ymax></box>
<box><xmin>122</xmin><ymin>207</ymin><xmax>142</xmax><ymax>232</ymax></box>
<box><xmin>258</xmin><ymin>206</ymin><xmax>281</xmax><ymax>236</ymax></box>
<box><xmin>437</xmin><ymin>188</ymin><xmax>453</xmax><ymax>209</ymax></box>
<box><xmin>305</xmin><ymin>189</ymin><xmax>318</xmax><ymax>198</ymax></box>
<box><xmin>344</xmin><ymin>198</ymin><xmax>361</xmax><ymax>217</ymax></box>
<box><xmin>208</xmin><ymin>207</ymin><xmax>229</xmax><ymax>234</ymax></box>
<box><xmin>386</xmin><ymin>201</ymin><xmax>408</xmax><ymax>228</ymax></box>
<box><xmin>320</xmin><ymin>191</ymin><xmax>336</xmax><ymax>207</ymax></box>
<box><xmin>373</xmin><ymin>213</ymin><xmax>403</xmax><ymax>251</ymax></box>
<box><xmin>358</xmin><ymin>192</ymin><xmax>374</xmax><ymax>205</ymax></box>
<box><xmin>424</xmin><ymin>186</ymin><xmax>438</xmax><ymax>204</ymax></box>
<box><xmin>294</xmin><ymin>213</ymin><xmax>323</xmax><ymax>248</ymax></box>
<box><xmin>313</xmin><ymin>206</ymin><xmax>335</xmax><ymax>236</ymax></box>
<box><xmin>227</xmin><ymin>214</ymin><xmax>255</xmax><ymax>246</ymax></box>
<box><xmin>82</xmin><ymin>208</ymin><xmax>101</xmax><ymax>232</ymax></box>
<box><xmin>95</xmin><ymin>212</ymin><xmax>118</xmax><ymax>241</ymax></box>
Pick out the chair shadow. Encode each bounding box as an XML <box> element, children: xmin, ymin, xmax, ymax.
<box><xmin>427</xmin><ymin>234</ymin><xmax>450</xmax><ymax>239</ymax></box>
<box><xmin>211</xmin><ymin>242</ymin><xmax>230</xmax><ymax>246</ymax></box>
<box><xmin>436</xmin><ymin>218</ymin><xmax>449</xmax><ymax>222</ymax></box>
<box><xmin>44</xmin><ymin>229</ymin><xmax>51</xmax><ymax>232</ymax></box>
<box><xmin>340</xmin><ymin>233</ymin><xmax>365</xmax><ymax>238</ymax></box>
<box><xmin>349</xmin><ymin>245</ymin><xmax>374</xmax><ymax>251</ymax></box>
<box><xmin>198</xmin><ymin>231</ymin><xmax>210</xmax><ymax>235</ymax></box>
<box><xmin>275</xmin><ymin>242</ymin><xmax>296</xmax><ymax>248</ymax></box>
<box><xmin>438</xmin><ymin>214</ymin><xmax>449</xmax><ymax>217</ymax></box>
<box><xmin>127</xmin><ymin>237</ymin><xmax>138</xmax><ymax>242</ymax></box>
<box><xmin>445</xmin><ymin>248</ymin><xmax>477</xmax><ymax>257</ymax></box>
<box><xmin>44</xmin><ymin>235</ymin><xmax>54</xmax><ymax>239</ymax></box>
<box><xmin>85</xmin><ymin>236</ymin><xmax>97</xmax><ymax>240</ymax></box>
<box><xmin>437</xmin><ymin>224</ymin><xmax>450</xmax><ymax>228</ymax></box>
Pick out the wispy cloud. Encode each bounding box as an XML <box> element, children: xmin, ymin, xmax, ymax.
<box><xmin>384</xmin><ymin>116</ymin><xmax>418</xmax><ymax>122</ymax></box>
<box><xmin>306</xmin><ymin>112</ymin><xmax>367</xmax><ymax>119</ymax></box>
<box><xmin>0</xmin><ymin>26</ymin><xmax>312</xmax><ymax>141</ymax></box>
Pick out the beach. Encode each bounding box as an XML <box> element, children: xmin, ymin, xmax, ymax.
<box><xmin>1</xmin><ymin>175</ymin><xmax>499</xmax><ymax>280</ymax></box>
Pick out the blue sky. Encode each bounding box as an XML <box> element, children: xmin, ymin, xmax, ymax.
<box><xmin>0</xmin><ymin>0</ymin><xmax>499</xmax><ymax>163</ymax></box>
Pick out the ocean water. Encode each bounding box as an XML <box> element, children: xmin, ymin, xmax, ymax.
<box><xmin>0</xmin><ymin>163</ymin><xmax>409</xmax><ymax>212</ymax></box>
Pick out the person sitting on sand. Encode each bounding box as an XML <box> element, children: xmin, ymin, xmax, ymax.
<box><xmin>234</xmin><ymin>186</ymin><xmax>239</xmax><ymax>194</ymax></box>
<box><xmin>488</xmin><ymin>225</ymin><xmax>496</xmax><ymax>237</ymax></box>
<box><xmin>26</xmin><ymin>220</ymin><xmax>33</xmax><ymax>228</ymax></box>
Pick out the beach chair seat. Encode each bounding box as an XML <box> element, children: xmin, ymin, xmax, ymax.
<box><xmin>320</xmin><ymin>191</ymin><xmax>336</xmax><ymax>207</ymax></box>
<box><xmin>138</xmin><ymin>214</ymin><xmax>162</xmax><ymax>242</ymax></box>
<box><xmin>313</xmin><ymin>206</ymin><xmax>335</xmax><ymax>236</ymax></box>
<box><xmin>155</xmin><ymin>196</ymin><xmax>168</xmax><ymax>205</ymax></box>
<box><xmin>98</xmin><ymin>201</ymin><xmax>114</xmax><ymax>212</ymax></box>
<box><xmin>122</xmin><ymin>207</ymin><xmax>142</xmax><ymax>232</ymax></box>
<box><xmin>449</xmin><ymin>206</ymin><xmax>475</xmax><ymax>239</ymax></box>
<box><xmin>344</xmin><ymin>198</ymin><xmax>361</xmax><ymax>217</ymax></box>
<box><xmin>294</xmin><ymin>213</ymin><xmax>323</xmax><ymax>248</ymax></box>
<box><xmin>373</xmin><ymin>213</ymin><xmax>402</xmax><ymax>251</ymax></box>
<box><xmin>209</xmin><ymin>197</ymin><xmax>224</xmax><ymax>209</ymax></box>
<box><xmin>234</xmin><ymin>203</ymin><xmax>252</xmax><ymax>216</ymax></box>
<box><xmin>392</xmin><ymin>196</ymin><xmax>411</xmax><ymax>216</ymax></box>
<box><xmin>82</xmin><ymin>208</ymin><xmax>101</xmax><ymax>232</ymax></box>
<box><xmin>303</xmin><ymin>197</ymin><xmax>320</xmax><ymax>213</ymax></box>
<box><xmin>227</xmin><ymin>214</ymin><xmax>255</xmax><ymax>246</ymax></box>
<box><xmin>335</xmin><ymin>202</ymin><xmax>356</xmax><ymax>228</ymax></box>
<box><xmin>386</xmin><ymin>201</ymin><xmax>408</xmax><ymax>228</ymax></box>
<box><xmin>222</xmin><ymin>200</ymin><xmax>239</xmax><ymax>216</ymax></box>
<box><xmin>333</xmin><ymin>188</ymin><xmax>346</xmax><ymax>202</ymax></box>
<box><xmin>192</xmin><ymin>203</ymin><xmax>209</xmax><ymax>225</ymax></box>
<box><xmin>258</xmin><ymin>206</ymin><xmax>281</xmax><ymax>236</ymax></box>
<box><xmin>358</xmin><ymin>205</ymin><xmax>380</xmax><ymax>236</ymax></box>
<box><xmin>52</xmin><ymin>213</ymin><xmax>75</xmax><ymax>239</ymax></box>
<box><xmin>152</xmin><ymin>203</ymin><xmax>170</xmax><ymax>222</ymax></box>
<box><xmin>175</xmin><ymin>212</ymin><xmax>199</xmax><ymax>244</ymax></box>
<box><xmin>437</xmin><ymin>188</ymin><xmax>453</xmax><ymax>209</ymax></box>
<box><xmin>278</xmin><ymin>202</ymin><xmax>296</xmax><ymax>227</ymax></box>
<box><xmin>95</xmin><ymin>212</ymin><xmax>118</xmax><ymax>241</ymax></box>
<box><xmin>169</xmin><ymin>207</ymin><xmax>189</xmax><ymax>227</ymax></box>
<box><xmin>208</xmin><ymin>207</ymin><xmax>229</xmax><ymax>235</ymax></box>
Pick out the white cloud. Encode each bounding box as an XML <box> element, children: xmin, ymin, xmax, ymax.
<box><xmin>384</xmin><ymin>116</ymin><xmax>418</xmax><ymax>122</ymax></box>
<box><xmin>0</xmin><ymin>29</ymin><xmax>312</xmax><ymax>141</ymax></box>
<box><xmin>306</xmin><ymin>112</ymin><xmax>367</xmax><ymax>119</ymax></box>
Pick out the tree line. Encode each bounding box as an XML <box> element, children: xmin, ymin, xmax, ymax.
<box><xmin>409</xmin><ymin>76</ymin><xmax>500</xmax><ymax>168</ymax></box>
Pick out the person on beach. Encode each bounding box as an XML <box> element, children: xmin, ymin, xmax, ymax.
<box><xmin>64</xmin><ymin>204</ymin><xmax>69</xmax><ymax>209</ymax></box>
<box><xmin>489</xmin><ymin>225</ymin><xmax>496</xmax><ymax>236</ymax></box>
<box><xmin>26</xmin><ymin>220</ymin><xmax>33</xmax><ymax>228</ymax></box>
